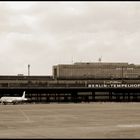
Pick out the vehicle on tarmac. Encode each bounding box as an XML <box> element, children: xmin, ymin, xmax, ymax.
<box><xmin>0</xmin><ymin>91</ymin><xmax>28</xmax><ymax>105</ymax></box>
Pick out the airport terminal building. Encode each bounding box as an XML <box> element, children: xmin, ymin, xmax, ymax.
<box><xmin>53</xmin><ymin>62</ymin><xmax>140</xmax><ymax>79</ymax></box>
<box><xmin>1</xmin><ymin>62</ymin><xmax>140</xmax><ymax>103</ymax></box>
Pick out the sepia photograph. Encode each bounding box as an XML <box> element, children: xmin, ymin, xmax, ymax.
<box><xmin>0</xmin><ymin>1</ymin><xmax>140</xmax><ymax>139</ymax></box>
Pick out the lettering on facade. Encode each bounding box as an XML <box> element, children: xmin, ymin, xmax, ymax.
<box><xmin>88</xmin><ymin>84</ymin><xmax>140</xmax><ymax>88</ymax></box>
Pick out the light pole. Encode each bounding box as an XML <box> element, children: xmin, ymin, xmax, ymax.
<box><xmin>28</xmin><ymin>64</ymin><xmax>30</xmax><ymax>86</ymax></box>
<box><xmin>121</xmin><ymin>66</ymin><xmax>124</xmax><ymax>83</ymax></box>
<box><xmin>28</xmin><ymin>64</ymin><xmax>30</xmax><ymax>76</ymax></box>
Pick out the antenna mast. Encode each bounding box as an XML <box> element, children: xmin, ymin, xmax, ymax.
<box><xmin>98</xmin><ymin>56</ymin><xmax>102</xmax><ymax>63</ymax></box>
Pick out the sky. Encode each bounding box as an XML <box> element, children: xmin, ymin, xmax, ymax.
<box><xmin>0</xmin><ymin>1</ymin><xmax>140</xmax><ymax>75</ymax></box>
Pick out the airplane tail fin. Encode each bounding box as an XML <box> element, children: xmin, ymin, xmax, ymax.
<box><xmin>22</xmin><ymin>91</ymin><xmax>26</xmax><ymax>98</ymax></box>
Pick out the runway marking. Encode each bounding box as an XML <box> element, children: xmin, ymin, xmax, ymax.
<box><xmin>16</xmin><ymin>106</ymin><xmax>31</xmax><ymax>122</ymax></box>
<box><xmin>117</xmin><ymin>124</ymin><xmax>140</xmax><ymax>128</ymax></box>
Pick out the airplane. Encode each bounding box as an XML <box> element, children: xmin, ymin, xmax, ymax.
<box><xmin>0</xmin><ymin>91</ymin><xmax>28</xmax><ymax>105</ymax></box>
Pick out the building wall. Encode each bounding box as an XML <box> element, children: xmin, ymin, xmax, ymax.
<box><xmin>53</xmin><ymin>62</ymin><xmax>140</xmax><ymax>79</ymax></box>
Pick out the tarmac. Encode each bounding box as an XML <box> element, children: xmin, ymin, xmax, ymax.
<box><xmin>0</xmin><ymin>102</ymin><xmax>140</xmax><ymax>138</ymax></box>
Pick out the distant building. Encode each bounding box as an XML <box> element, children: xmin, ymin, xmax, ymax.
<box><xmin>17</xmin><ymin>74</ymin><xmax>24</xmax><ymax>76</ymax></box>
<box><xmin>53</xmin><ymin>62</ymin><xmax>140</xmax><ymax>79</ymax></box>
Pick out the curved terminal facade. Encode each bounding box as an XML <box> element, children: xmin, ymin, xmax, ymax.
<box><xmin>0</xmin><ymin>62</ymin><xmax>140</xmax><ymax>103</ymax></box>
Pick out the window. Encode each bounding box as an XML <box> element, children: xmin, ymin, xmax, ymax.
<box><xmin>116</xmin><ymin>68</ymin><xmax>121</xmax><ymax>70</ymax></box>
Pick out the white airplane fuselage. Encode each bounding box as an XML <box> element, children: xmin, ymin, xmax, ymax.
<box><xmin>0</xmin><ymin>91</ymin><xmax>27</xmax><ymax>105</ymax></box>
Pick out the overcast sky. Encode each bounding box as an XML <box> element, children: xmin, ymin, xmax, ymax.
<box><xmin>0</xmin><ymin>1</ymin><xmax>140</xmax><ymax>75</ymax></box>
